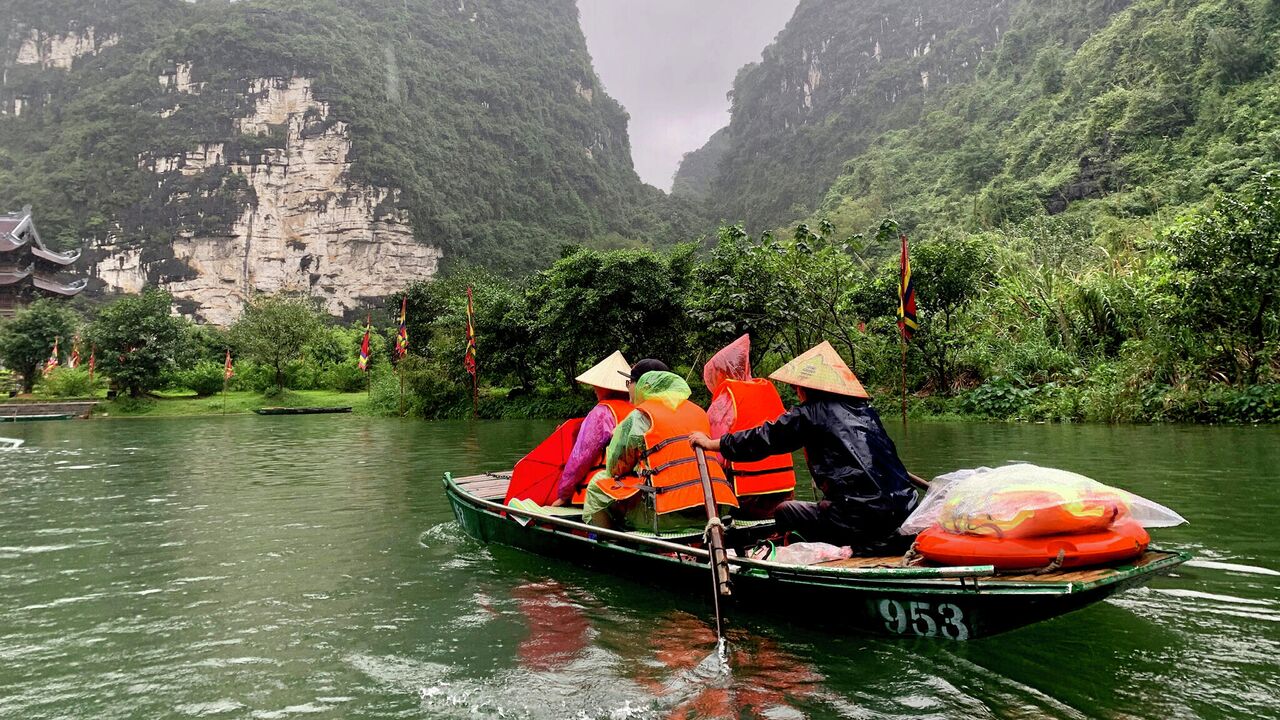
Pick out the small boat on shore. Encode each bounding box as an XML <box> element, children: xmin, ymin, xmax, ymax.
<box><xmin>253</xmin><ymin>406</ymin><xmax>353</xmax><ymax>416</ymax></box>
<box><xmin>444</xmin><ymin>471</ymin><xmax>1188</xmax><ymax>640</ymax></box>
<box><xmin>0</xmin><ymin>413</ymin><xmax>75</xmax><ymax>423</ymax></box>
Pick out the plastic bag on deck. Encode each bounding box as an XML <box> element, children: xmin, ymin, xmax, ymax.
<box><xmin>770</xmin><ymin>542</ymin><xmax>853</xmax><ymax>565</ymax></box>
<box><xmin>898</xmin><ymin>463</ymin><xmax>1186</xmax><ymax>538</ymax></box>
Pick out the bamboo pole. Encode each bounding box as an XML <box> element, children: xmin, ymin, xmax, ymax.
<box><xmin>694</xmin><ymin>447</ymin><xmax>731</xmax><ymax>647</ymax></box>
<box><xmin>900</xmin><ymin>336</ymin><xmax>907</xmax><ymax>426</ymax></box>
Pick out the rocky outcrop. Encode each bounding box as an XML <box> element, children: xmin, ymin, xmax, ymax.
<box><xmin>15</xmin><ymin>27</ymin><xmax>118</xmax><ymax>70</ymax></box>
<box><xmin>109</xmin><ymin>72</ymin><xmax>441</xmax><ymax>324</ymax></box>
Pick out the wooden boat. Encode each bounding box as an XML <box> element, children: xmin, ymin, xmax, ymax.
<box><xmin>445</xmin><ymin>471</ymin><xmax>1189</xmax><ymax>640</ymax></box>
<box><xmin>253</xmin><ymin>406</ymin><xmax>353</xmax><ymax>415</ymax></box>
<box><xmin>0</xmin><ymin>413</ymin><xmax>74</xmax><ymax>422</ymax></box>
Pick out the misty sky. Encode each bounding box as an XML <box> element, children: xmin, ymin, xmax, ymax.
<box><xmin>577</xmin><ymin>0</ymin><xmax>799</xmax><ymax>190</ymax></box>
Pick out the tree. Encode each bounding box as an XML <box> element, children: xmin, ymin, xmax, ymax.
<box><xmin>531</xmin><ymin>246</ymin><xmax>694</xmax><ymax>389</ymax></box>
<box><xmin>89</xmin><ymin>289</ymin><xmax>190</xmax><ymax>397</ymax></box>
<box><xmin>230</xmin><ymin>294</ymin><xmax>323</xmax><ymax>391</ymax></box>
<box><xmin>911</xmin><ymin>234</ymin><xmax>995</xmax><ymax>393</ymax></box>
<box><xmin>1160</xmin><ymin>173</ymin><xmax>1280</xmax><ymax>383</ymax></box>
<box><xmin>0</xmin><ymin>300</ymin><xmax>79</xmax><ymax>392</ymax></box>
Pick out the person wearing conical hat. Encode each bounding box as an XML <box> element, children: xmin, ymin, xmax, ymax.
<box><xmin>550</xmin><ymin>351</ymin><xmax>635</xmax><ymax>507</ymax></box>
<box><xmin>691</xmin><ymin>341</ymin><xmax>918</xmax><ymax>549</ymax></box>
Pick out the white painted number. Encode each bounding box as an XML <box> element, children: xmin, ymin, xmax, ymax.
<box><xmin>879</xmin><ymin>599</ymin><xmax>907</xmax><ymax>634</ymax></box>
<box><xmin>908</xmin><ymin>601</ymin><xmax>938</xmax><ymax>637</ymax></box>
<box><xmin>877</xmin><ymin>599</ymin><xmax>969</xmax><ymax>640</ymax></box>
<box><xmin>937</xmin><ymin>603</ymin><xmax>969</xmax><ymax>640</ymax></box>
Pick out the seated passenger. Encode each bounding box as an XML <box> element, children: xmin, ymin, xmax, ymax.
<box><xmin>583</xmin><ymin>361</ymin><xmax>738</xmax><ymax>532</ymax></box>
<box><xmin>550</xmin><ymin>351</ymin><xmax>634</xmax><ymax>507</ymax></box>
<box><xmin>691</xmin><ymin>341</ymin><xmax>918</xmax><ymax>549</ymax></box>
<box><xmin>703</xmin><ymin>334</ymin><xmax>796</xmax><ymax>519</ymax></box>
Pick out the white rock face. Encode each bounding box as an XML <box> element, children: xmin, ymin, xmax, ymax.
<box><xmin>113</xmin><ymin>73</ymin><xmax>441</xmax><ymax>324</ymax></box>
<box><xmin>16</xmin><ymin>27</ymin><xmax>118</xmax><ymax>70</ymax></box>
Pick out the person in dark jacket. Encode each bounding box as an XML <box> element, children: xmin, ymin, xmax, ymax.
<box><xmin>690</xmin><ymin>341</ymin><xmax>918</xmax><ymax>548</ymax></box>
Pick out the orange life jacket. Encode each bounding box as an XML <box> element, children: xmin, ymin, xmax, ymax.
<box><xmin>571</xmin><ymin>398</ymin><xmax>634</xmax><ymax>505</ymax></box>
<box><xmin>716</xmin><ymin>378</ymin><xmax>797</xmax><ymax>497</ymax></box>
<box><xmin>597</xmin><ymin>399</ymin><xmax>738</xmax><ymax>515</ymax></box>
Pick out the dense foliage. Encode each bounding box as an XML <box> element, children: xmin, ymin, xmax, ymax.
<box><xmin>0</xmin><ymin>300</ymin><xmax>79</xmax><ymax>391</ymax></box>
<box><xmin>88</xmin><ymin>288</ymin><xmax>189</xmax><ymax>397</ymax></box>
<box><xmin>229</xmin><ymin>294</ymin><xmax>323</xmax><ymax>391</ymax></box>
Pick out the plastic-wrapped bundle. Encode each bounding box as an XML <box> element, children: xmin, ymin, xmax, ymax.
<box><xmin>900</xmin><ymin>463</ymin><xmax>1186</xmax><ymax>538</ymax></box>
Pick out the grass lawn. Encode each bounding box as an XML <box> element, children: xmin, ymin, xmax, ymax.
<box><xmin>96</xmin><ymin>389</ymin><xmax>371</xmax><ymax>418</ymax></box>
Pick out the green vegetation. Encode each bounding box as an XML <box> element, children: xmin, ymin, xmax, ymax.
<box><xmin>88</xmin><ymin>288</ymin><xmax>188</xmax><ymax>397</ymax></box>
<box><xmin>97</xmin><ymin>389</ymin><xmax>368</xmax><ymax>418</ymax></box>
<box><xmin>0</xmin><ymin>300</ymin><xmax>79</xmax><ymax>392</ymax></box>
<box><xmin>230</xmin><ymin>294</ymin><xmax>323</xmax><ymax>391</ymax></box>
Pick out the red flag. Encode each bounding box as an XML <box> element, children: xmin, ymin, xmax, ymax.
<box><xmin>395</xmin><ymin>297</ymin><xmax>409</xmax><ymax>359</ymax></box>
<box><xmin>43</xmin><ymin>337</ymin><xmax>60</xmax><ymax>377</ymax></box>
<box><xmin>358</xmin><ymin>314</ymin><xmax>371</xmax><ymax>372</ymax></box>
<box><xmin>897</xmin><ymin>233</ymin><xmax>918</xmax><ymax>340</ymax></box>
<box><xmin>88</xmin><ymin>346</ymin><xmax>96</xmax><ymax>383</ymax></box>
<box><xmin>224</xmin><ymin>349</ymin><xmax>234</xmax><ymax>380</ymax></box>
<box><xmin>464</xmin><ymin>286</ymin><xmax>477</xmax><ymax>378</ymax></box>
<box><xmin>69</xmin><ymin>336</ymin><xmax>81</xmax><ymax>369</ymax></box>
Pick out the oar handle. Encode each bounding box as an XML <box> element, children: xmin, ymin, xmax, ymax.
<box><xmin>694</xmin><ymin>446</ymin><xmax>732</xmax><ymax>599</ymax></box>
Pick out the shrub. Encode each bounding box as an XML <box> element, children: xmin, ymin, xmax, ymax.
<box><xmin>36</xmin><ymin>367</ymin><xmax>101</xmax><ymax>399</ymax></box>
<box><xmin>324</xmin><ymin>362</ymin><xmax>368</xmax><ymax>393</ymax></box>
<box><xmin>182</xmin><ymin>361</ymin><xmax>227</xmax><ymax>397</ymax></box>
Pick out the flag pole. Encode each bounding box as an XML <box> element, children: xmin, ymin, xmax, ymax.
<box><xmin>223</xmin><ymin>348</ymin><xmax>232</xmax><ymax>416</ymax></box>
<box><xmin>900</xmin><ymin>335</ymin><xmax>907</xmax><ymax>426</ymax></box>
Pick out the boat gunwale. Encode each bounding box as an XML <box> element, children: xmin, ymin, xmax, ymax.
<box><xmin>445</xmin><ymin>471</ymin><xmax>1189</xmax><ymax>595</ymax></box>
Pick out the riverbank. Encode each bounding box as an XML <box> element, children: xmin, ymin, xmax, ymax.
<box><xmin>93</xmin><ymin>390</ymin><xmax>370</xmax><ymax>418</ymax></box>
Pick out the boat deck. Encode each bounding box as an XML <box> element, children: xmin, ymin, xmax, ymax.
<box><xmin>450</xmin><ymin>472</ymin><xmax>1180</xmax><ymax>587</ymax></box>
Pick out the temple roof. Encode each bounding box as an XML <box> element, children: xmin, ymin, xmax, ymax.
<box><xmin>32</xmin><ymin>274</ymin><xmax>88</xmax><ymax>296</ymax></box>
<box><xmin>0</xmin><ymin>208</ymin><xmax>80</xmax><ymax>265</ymax></box>
<box><xmin>0</xmin><ymin>263</ymin><xmax>34</xmax><ymax>285</ymax></box>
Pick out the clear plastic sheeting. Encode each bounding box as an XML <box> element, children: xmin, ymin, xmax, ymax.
<box><xmin>899</xmin><ymin>463</ymin><xmax>1186</xmax><ymax>538</ymax></box>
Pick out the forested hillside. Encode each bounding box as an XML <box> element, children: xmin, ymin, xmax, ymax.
<box><xmin>0</xmin><ymin>0</ymin><xmax>699</xmax><ymax>320</ymax></box>
<box><xmin>656</xmin><ymin>0</ymin><xmax>1280</xmax><ymax>422</ymax></box>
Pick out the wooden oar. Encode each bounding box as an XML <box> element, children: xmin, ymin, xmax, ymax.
<box><xmin>907</xmin><ymin>471</ymin><xmax>930</xmax><ymax>491</ymax></box>
<box><xmin>693</xmin><ymin>446</ymin><xmax>732</xmax><ymax>644</ymax></box>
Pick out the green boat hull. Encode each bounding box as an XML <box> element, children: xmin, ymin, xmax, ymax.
<box><xmin>0</xmin><ymin>413</ymin><xmax>75</xmax><ymax>422</ymax></box>
<box><xmin>444</xmin><ymin>473</ymin><xmax>1187</xmax><ymax>640</ymax></box>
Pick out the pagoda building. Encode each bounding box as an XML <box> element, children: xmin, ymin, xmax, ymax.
<box><xmin>0</xmin><ymin>206</ymin><xmax>88</xmax><ymax>317</ymax></box>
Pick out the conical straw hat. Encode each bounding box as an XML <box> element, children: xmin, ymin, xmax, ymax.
<box><xmin>768</xmin><ymin>341</ymin><xmax>869</xmax><ymax>398</ymax></box>
<box><xmin>575</xmin><ymin>350</ymin><xmax>631</xmax><ymax>393</ymax></box>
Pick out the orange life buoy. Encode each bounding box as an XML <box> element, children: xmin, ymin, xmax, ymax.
<box><xmin>914</xmin><ymin>521</ymin><xmax>1149</xmax><ymax>570</ymax></box>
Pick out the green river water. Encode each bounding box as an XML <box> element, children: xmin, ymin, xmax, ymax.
<box><xmin>0</xmin><ymin>416</ymin><xmax>1276</xmax><ymax>719</ymax></box>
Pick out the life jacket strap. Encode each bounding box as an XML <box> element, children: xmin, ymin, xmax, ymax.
<box><xmin>730</xmin><ymin>465</ymin><xmax>794</xmax><ymax>477</ymax></box>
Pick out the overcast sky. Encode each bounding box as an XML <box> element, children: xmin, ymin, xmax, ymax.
<box><xmin>577</xmin><ymin>0</ymin><xmax>799</xmax><ymax>190</ymax></box>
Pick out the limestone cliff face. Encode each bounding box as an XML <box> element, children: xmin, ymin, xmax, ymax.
<box><xmin>682</xmin><ymin>0</ymin><xmax>1015</xmax><ymax>230</ymax></box>
<box><xmin>3</xmin><ymin>0</ymin><xmax>668</xmax><ymax>309</ymax></box>
<box><xmin>14</xmin><ymin>26</ymin><xmax>118</xmax><ymax>71</ymax></box>
<box><xmin>104</xmin><ymin>73</ymin><xmax>440</xmax><ymax>324</ymax></box>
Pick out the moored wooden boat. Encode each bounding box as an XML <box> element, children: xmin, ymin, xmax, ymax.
<box><xmin>253</xmin><ymin>406</ymin><xmax>353</xmax><ymax>415</ymax></box>
<box><xmin>0</xmin><ymin>413</ymin><xmax>74</xmax><ymax>422</ymax></box>
<box><xmin>444</xmin><ymin>471</ymin><xmax>1189</xmax><ymax>640</ymax></box>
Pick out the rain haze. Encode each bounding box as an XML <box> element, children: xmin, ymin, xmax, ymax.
<box><xmin>577</xmin><ymin>0</ymin><xmax>799</xmax><ymax>190</ymax></box>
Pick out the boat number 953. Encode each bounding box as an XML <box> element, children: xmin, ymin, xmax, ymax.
<box><xmin>877</xmin><ymin>599</ymin><xmax>969</xmax><ymax>640</ymax></box>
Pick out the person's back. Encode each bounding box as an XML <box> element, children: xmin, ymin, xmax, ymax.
<box><xmin>795</xmin><ymin>392</ymin><xmax>915</xmax><ymax>530</ymax></box>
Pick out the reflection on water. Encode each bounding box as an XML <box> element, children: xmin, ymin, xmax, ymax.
<box><xmin>0</xmin><ymin>416</ymin><xmax>1276</xmax><ymax>719</ymax></box>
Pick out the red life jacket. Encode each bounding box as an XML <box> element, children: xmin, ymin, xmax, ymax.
<box><xmin>596</xmin><ymin>398</ymin><xmax>738</xmax><ymax>515</ymax></box>
<box><xmin>571</xmin><ymin>398</ymin><xmax>634</xmax><ymax>505</ymax></box>
<box><xmin>716</xmin><ymin>378</ymin><xmax>797</xmax><ymax>497</ymax></box>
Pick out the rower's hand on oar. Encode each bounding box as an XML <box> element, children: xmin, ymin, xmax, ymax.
<box><xmin>549</xmin><ymin>497</ymin><xmax>566</xmax><ymax>507</ymax></box>
<box><xmin>689</xmin><ymin>432</ymin><xmax>718</xmax><ymax>451</ymax></box>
